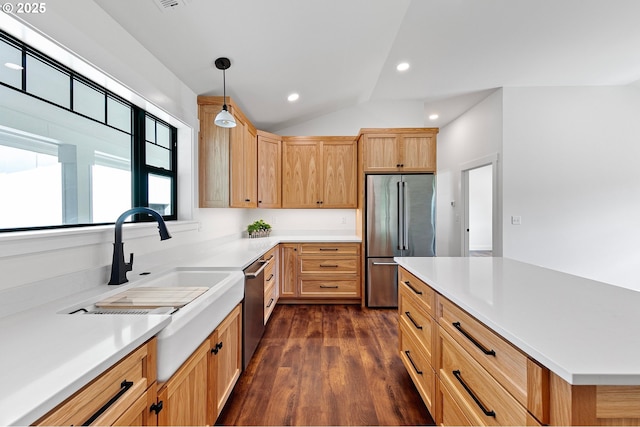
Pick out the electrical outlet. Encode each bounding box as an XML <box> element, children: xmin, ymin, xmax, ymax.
<box><xmin>511</xmin><ymin>215</ymin><xmax>522</xmax><ymax>225</ymax></box>
<box><xmin>341</xmin><ymin>217</ymin><xmax>346</xmax><ymax>224</ymax></box>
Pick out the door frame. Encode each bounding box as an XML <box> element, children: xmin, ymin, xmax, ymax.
<box><xmin>460</xmin><ymin>153</ymin><xmax>501</xmax><ymax>257</ymax></box>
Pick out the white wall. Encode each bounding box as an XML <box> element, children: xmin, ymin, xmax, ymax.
<box><xmin>436</xmin><ymin>89</ymin><xmax>503</xmax><ymax>256</ymax></box>
<box><xmin>502</xmin><ymin>86</ymin><xmax>640</xmax><ymax>290</ymax></box>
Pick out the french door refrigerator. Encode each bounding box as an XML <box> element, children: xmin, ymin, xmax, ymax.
<box><xmin>366</xmin><ymin>174</ymin><xmax>435</xmax><ymax>307</ymax></box>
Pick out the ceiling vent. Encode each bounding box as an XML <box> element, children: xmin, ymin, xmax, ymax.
<box><xmin>152</xmin><ymin>0</ymin><xmax>186</xmax><ymax>12</ymax></box>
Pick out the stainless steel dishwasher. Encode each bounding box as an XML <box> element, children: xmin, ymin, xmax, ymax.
<box><xmin>242</xmin><ymin>257</ymin><xmax>269</xmax><ymax>369</ymax></box>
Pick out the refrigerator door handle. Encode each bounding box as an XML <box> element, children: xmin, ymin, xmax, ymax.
<box><xmin>403</xmin><ymin>181</ymin><xmax>409</xmax><ymax>251</ymax></box>
<box><xmin>372</xmin><ymin>261</ymin><xmax>398</xmax><ymax>266</ymax></box>
<box><xmin>397</xmin><ymin>180</ymin><xmax>403</xmax><ymax>250</ymax></box>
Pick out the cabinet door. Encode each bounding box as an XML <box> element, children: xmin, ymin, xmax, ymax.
<box><xmin>363</xmin><ymin>134</ymin><xmax>400</xmax><ymax>172</ymax></box>
<box><xmin>322</xmin><ymin>139</ymin><xmax>357</xmax><ymax>208</ymax></box>
<box><xmin>282</xmin><ymin>140</ymin><xmax>321</xmax><ymax>208</ymax></box>
<box><xmin>157</xmin><ymin>340</ymin><xmax>209</xmax><ymax>426</ymax></box>
<box><xmin>401</xmin><ymin>134</ymin><xmax>436</xmax><ymax>172</ymax></box>
<box><xmin>279</xmin><ymin>243</ymin><xmax>298</xmax><ymax>298</ymax></box>
<box><xmin>208</xmin><ymin>304</ymin><xmax>242</xmax><ymax>423</ymax></box>
<box><xmin>257</xmin><ymin>133</ymin><xmax>282</xmax><ymax>208</ymax></box>
<box><xmin>198</xmin><ymin>104</ymin><xmax>230</xmax><ymax>207</ymax></box>
<box><xmin>230</xmin><ymin>114</ymin><xmax>257</xmax><ymax>208</ymax></box>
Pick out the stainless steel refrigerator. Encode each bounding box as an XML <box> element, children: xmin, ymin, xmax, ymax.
<box><xmin>366</xmin><ymin>174</ymin><xmax>436</xmax><ymax>307</ymax></box>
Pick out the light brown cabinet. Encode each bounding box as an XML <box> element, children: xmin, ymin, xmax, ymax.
<box><xmin>157</xmin><ymin>303</ymin><xmax>242</xmax><ymax>426</ymax></box>
<box><xmin>279</xmin><ymin>242</ymin><xmax>361</xmax><ymax>302</ymax></box>
<box><xmin>282</xmin><ymin>137</ymin><xmax>357</xmax><ymax>208</ymax></box>
<box><xmin>256</xmin><ymin>130</ymin><xmax>282</xmax><ymax>208</ymax></box>
<box><xmin>197</xmin><ymin>96</ymin><xmax>256</xmax><ymax>208</ymax></box>
<box><xmin>262</xmin><ymin>246</ymin><xmax>279</xmax><ymax>323</ymax></box>
<box><xmin>35</xmin><ymin>339</ymin><xmax>158</xmax><ymax>426</ymax></box>
<box><xmin>362</xmin><ymin>128</ymin><xmax>437</xmax><ymax>173</ymax></box>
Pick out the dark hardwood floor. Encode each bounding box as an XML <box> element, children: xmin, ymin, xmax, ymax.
<box><xmin>216</xmin><ymin>304</ymin><xmax>435</xmax><ymax>426</ymax></box>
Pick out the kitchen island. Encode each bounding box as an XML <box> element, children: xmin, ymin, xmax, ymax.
<box><xmin>395</xmin><ymin>256</ymin><xmax>640</xmax><ymax>425</ymax></box>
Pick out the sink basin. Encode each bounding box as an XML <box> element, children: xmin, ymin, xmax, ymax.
<box><xmin>64</xmin><ymin>268</ymin><xmax>244</xmax><ymax>382</ymax></box>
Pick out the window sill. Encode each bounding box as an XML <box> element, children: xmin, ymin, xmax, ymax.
<box><xmin>0</xmin><ymin>220</ymin><xmax>199</xmax><ymax>258</ymax></box>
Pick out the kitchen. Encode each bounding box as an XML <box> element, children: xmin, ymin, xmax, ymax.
<box><xmin>2</xmin><ymin>0</ymin><xmax>640</xmax><ymax>425</ymax></box>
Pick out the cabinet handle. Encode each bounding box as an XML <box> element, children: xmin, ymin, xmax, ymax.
<box><xmin>404</xmin><ymin>311</ymin><xmax>423</xmax><ymax>330</ymax></box>
<box><xmin>245</xmin><ymin>198</ymin><xmax>250</xmax><ymax>202</ymax></box>
<box><xmin>150</xmin><ymin>401</ymin><xmax>163</xmax><ymax>415</ymax></box>
<box><xmin>403</xmin><ymin>280</ymin><xmax>423</xmax><ymax>295</ymax></box>
<box><xmin>320</xmin><ymin>264</ymin><xmax>339</xmax><ymax>268</ymax></box>
<box><xmin>82</xmin><ymin>380</ymin><xmax>133</xmax><ymax>425</ymax></box>
<box><xmin>211</xmin><ymin>341</ymin><xmax>223</xmax><ymax>355</ymax></box>
<box><xmin>452</xmin><ymin>322</ymin><xmax>496</xmax><ymax>356</ymax></box>
<box><xmin>320</xmin><ymin>285</ymin><xmax>339</xmax><ymax>288</ymax></box>
<box><xmin>404</xmin><ymin>350</ymin><xmax>422</xmax><ymax>375</ymax></box>
<box><xmin>266</xmin><ymin>273</ymin><xmax>274</xmax><ymax>282</ymax></box>
<box><xmin>319</xmin><ymin>248</ymin><xmax>339</xmax><ymax>251</ymax></box>
<box><xmin>266</xmin><ymin>297</ymin><xmax>274</xmax><ymax>308</ymax></box>
<box><xmin>452</xmin><ymin>370</ymin><xmax>496</xmax><ymax>417</ymax></box>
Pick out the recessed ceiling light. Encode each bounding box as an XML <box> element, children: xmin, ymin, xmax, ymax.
<box><xmin>287</xmin><ymin>93</ymin><xmax>299</xmax><ymax>102</ymax></box>
<box><xmin>429</xmin><ymin>114</ymin><xmax>439</xmax><ymax>120</ymax></box>
<box><xmin>396</xmin><ymin>62</ymin><xmax>410</xmax><ymax>72</ymax></box>
<box><xmin>4</xmin><ymin>62</ymin><xmax>23</xmax><ymax>70</ymax></box>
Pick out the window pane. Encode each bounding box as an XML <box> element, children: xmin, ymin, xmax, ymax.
<box><xmin>73</xmin><ymin>79</ymin><xmax>105</xmax><ymax>122</ymax></box>
<box><xmin>145</xmin><ymin>116</ymin><xmax>155</xmax><ymax>143</ymax></box>
<box><xmin>0</xmin><ymin>39</ymin><xmax>22</xmax><ymax>89</ymax></box>
<box><xmin>92</xmin><ymin>164</ymin><xmax>131</xmax><ymax>223</ymax></box>
<box><xmin>0</xmin><ymin>84</ymin><xmax>131</xmax><ymax>227</ymax></box>
<box><xmin>26</xmin><ymin>55</ymin><xmax>70</xmax><ymax>107</ymax></box>
<box><xmin>107</xmin><ymin>97</ymin><xmax>131</xmax><ymax>133</ymax></box>
<box><xmin>0</xmin><ymin>145</ymin><xmax>62</xmax><ymax>228</ymax></box>
<box><xmin>156</xmin><ymin>122</ymin><xmax>170</xmax><ymax>148</ymax></box>
<box><xmin>146</xmin><ymin>142</ymin><xmax>170</xmax><ymax>169</ymax></box>
<box><xmin>148</xmin><ymin>174</ymin><xmax>172</xmax><ymax>216</ymax></box>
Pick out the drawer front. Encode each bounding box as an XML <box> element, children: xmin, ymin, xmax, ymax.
<box><xmin>438</xmin><ymin>379</ymin><xmax>476</xmax><ymax>427</ymax></box>
<box><xmin>264</xmin><ymin>263</ymin><xmax>276</xmax><ymax>288</ymax></box>
<box><xmin>398</xmin><ymin>267</ymin><xmax>435</xmax><ymax>316</ymax></box>
<box><xmin>399</xmin><ymin>322</ymin><xmax>436</xmax><ymax>413</ymax></box>
<box><xmin>399</xmin><ymin>284</ymin><xmax>435</xmax><ymax>363</ymax></box>
<box><xmin>299</xmin><ymin>243</ymin><xmax>360</xmax><ymax>255</ymax></box>
<box><xmin>438</xmin><ymin>296</ymin><xmax>528</xmax><ymax>406</ymax></box>
<box><xmin>36</xmin><ymin>340</ymin><xmax>154</xmax><ymax>426</ymax></box>
<box><xmin>439</xmin><ymin>329</ymin><xmax>528</xmax><ymax>426</ymax></box>
<box><xmin>300</xmin><ymin>257</ymin><xmax>358</xmax><ymax>274</ymax></box>
<box><xmin>264</xmin><ymin>281</ymin><xmax>277</xmax><ymax>323</ymax></box>
<box><xmin>299</xmin><ymin>279</ymin><xmax>359</xmax><ymax>297</ymax></box>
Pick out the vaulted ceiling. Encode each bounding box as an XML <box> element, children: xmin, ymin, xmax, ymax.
<box><xmin>93</xmin><ymin>0</ymin><xmax>640</xmax><ymax>131</ymax></box>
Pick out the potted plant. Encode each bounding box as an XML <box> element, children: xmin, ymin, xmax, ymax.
<box><xmin>247</xmin><ymin>219</ymin><xmax>272</xmax><ymax>238</ymax></box>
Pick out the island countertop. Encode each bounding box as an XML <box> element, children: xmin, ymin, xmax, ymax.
<box><xmin>394</xmin><ymin>256</ymin><xmax>640</xmax><ymax>386</ymax></box>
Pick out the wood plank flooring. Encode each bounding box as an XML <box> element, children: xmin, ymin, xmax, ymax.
<box><xmin>216</xmin><ymin>304</ymin><xmax>435</xmax><ymax>426</ymax></box>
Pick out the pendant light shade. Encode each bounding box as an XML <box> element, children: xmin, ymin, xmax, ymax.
<box><xmin>214</xmin><ymin>57</ymin><xmax>236</xmax><ymax>128</ymax></box>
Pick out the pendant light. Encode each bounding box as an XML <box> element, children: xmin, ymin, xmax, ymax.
<box><xmin>214</xmin><ymin>57</ymin><xmax>236</xmax><ymax>128</ymax></box>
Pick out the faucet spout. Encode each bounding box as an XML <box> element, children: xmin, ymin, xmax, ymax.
<box><xmin>108</xmin><ymin>207</ymin><xmax>172</xmax><ymax>285</ymax></box>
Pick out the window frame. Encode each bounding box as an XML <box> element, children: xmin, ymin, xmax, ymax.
<box><xmin>0</xmin><ymin>30</ymin><xmax>178</xmax><ymax>231</ymax></box>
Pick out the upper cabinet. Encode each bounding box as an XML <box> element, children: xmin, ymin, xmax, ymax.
<box><xmin>362</xmin><ymin>128</ymin><xmax>438</xmax><ymax>173</ymax></box>
<box><xmin>282</xmin><ymin>136</ymin><xmax>357</xmax><ymax>208</ymax></box>
<box><xmin>256</xmin><ymin>130</ymin><xmax>282</xmax><ymax>208</ymax></box>
<box><xmin>197</xmin><ymin>96</ymin><xmax>257</xmax><ymax>208</ymax></box>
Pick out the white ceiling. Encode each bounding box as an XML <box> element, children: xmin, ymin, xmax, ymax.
<box><xmin>93</xmin><ymin>0</ymin><xmax>640</xmax><ymax>131</ymax></box>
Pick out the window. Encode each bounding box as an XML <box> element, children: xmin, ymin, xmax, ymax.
<box><xmin>0</xmin><ymin>31</ymin><xmax>177</xmax><ymax>231</ymax></box>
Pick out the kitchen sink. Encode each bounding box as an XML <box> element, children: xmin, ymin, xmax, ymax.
<box><xmin>65</xmin><ymin>268</ymin><xmax>245</xmax><ymax>382</ymax></box>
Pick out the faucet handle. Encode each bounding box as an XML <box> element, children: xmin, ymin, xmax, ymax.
<box><xmin>126</xmin><ymin>253</ymin><xmax>134</xmax><ymax>271</ymax></box>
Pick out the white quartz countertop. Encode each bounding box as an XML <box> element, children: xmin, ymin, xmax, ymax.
<box><xmin>394</xmin><ymin>256</ymin><xmax>640</xmax><ymax>386</ymax></box>
<box><xmin>0</xmin><ymin>233</ymin><xmax>360</xmax><ymax>425</ymax></box>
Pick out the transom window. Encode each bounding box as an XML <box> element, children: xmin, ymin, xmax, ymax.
<box><xmin>0</xmin><ymin>31</ymin><xmax>177</xmax><ymax>231</ymax></box>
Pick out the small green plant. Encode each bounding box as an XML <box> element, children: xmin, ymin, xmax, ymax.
<box><xmin>247</xmin><ymin>219</ymin><xmax>272</xmax><ymax>237</ymax></box>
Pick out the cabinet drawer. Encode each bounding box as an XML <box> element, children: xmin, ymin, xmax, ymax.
<box><xmin>399</xmin><ymin>322</ymin><xmax>436</xmax><ymax>414</ymax></box>
<box><xmin>439</xmin><ymin>328</ymin><xmax>528</xmax><ymax>426</ymax></box>
<box><xmin>399</xmin><ymin>267</ymin><xmax>436</xmax><ymax>316</ymax></box>
<box><xmin>299</xmin><ymin>243</ymin><xmax>360</xmax><ymax>255</ymax></box>
<box><xmin>264</xmin><ymin>281</ymin><xmax>277</xmax><ymax>323</ymax></box>
<box><xmin>299</xmin><ymin>279</ymin><xmax>359</xmax><ymax>297</ymax></box>
<box><xmin>264</xmin><ymin>264</ymin><xmax>276</xmax><ymax>288</ymax></box>
<box><xmin>438</xmin><ymin>379</ymin><xmax>475</xmax><ymax>426</ymax></box>
<box><xmin>399</xmin><ymin>284</ymin><xmax>436</xmax><ymax>363</ymax></box>
<box><xmin>36</xmin><ymin>339</ymin><xmax>155</xmax><ymax>426</ymax></box>
<box><xmin>437</xmin><ymin>296</ymin><xmax>528</xmax><ymax>407</ymax></box>
<box><xmin>300</xmin><ymin>257</ymin><xmax>358</xmax><ymax>274</ymax></box>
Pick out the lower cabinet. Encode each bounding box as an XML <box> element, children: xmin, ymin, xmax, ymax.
<box><xmin>157</xmin><ymin>303</ymin><xmax>242</xmax><ymax>426</ymax></box>
<box><xmin>34</xmin><ymin>339</ymin><xmax>158</xmax><ymax>426</ymax></box>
